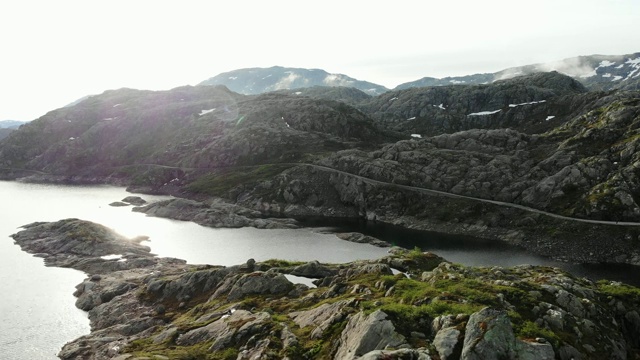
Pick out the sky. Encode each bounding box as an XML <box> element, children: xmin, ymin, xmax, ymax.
<box><xmin>1</xmin><ymin>0</ymin><xmax>638</xmax><ymax>121</ymax></box>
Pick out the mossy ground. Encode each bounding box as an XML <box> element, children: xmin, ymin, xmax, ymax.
<box><xmin>122</xmin><ymin>251</ymin><xmax>640</xmax><ymax>359</ymax></box>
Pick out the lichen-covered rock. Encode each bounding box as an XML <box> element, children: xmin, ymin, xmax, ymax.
<box><xmin>289</xmin><ymin>300</ymin><xmax>351</xmax><ymax>339</ymax></box>
<box><xmin>234</xmin><ymin>272</ymin><xmax>293</xmax><ymax>300</ymax></box>
<box><xmin>334</xmin><ymin>310</ymin><xmax>406</xmax><ymax>360</ymax></box>
<box><xmin>461</xmin><ymin>307</ymin><xmax>554</xmax><ymax>360</ymax></box>
<box><xmin>433</xmin><ymin>327</ymin><xmax>462</xmax><ymax>360</ymax></box>
<box><xmin>290</xmin><ymin>260</ymin><xmax>338</xmax><ymax>278</ymax></box>
<box><xmin>176</xmin><ymin>310</ymin><xmax>270</xmax><ymax>351</ymax></box>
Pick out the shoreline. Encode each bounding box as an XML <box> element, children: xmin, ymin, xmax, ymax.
<box><xmin>10</xmin><ymin>218</ymin><xmax>640</xmax><ymax>360</ymax></box>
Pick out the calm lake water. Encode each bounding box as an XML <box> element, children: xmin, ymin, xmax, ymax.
<box><xmin>0</xmin><ymin>181</ymin><xmax>387</xmax><ymax>359</ymax></box>
<box><xmin>1</xmin><ymin>180</ymin><xmax>638</xmax><ymax>359</ymax></box>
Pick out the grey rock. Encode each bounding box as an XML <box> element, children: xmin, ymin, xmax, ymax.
<box><xmin>177</xmin><ymin>310</ymin><xmax>270</xmax><ymax>350</ymax></box>
<box><xmin>461</xmin><ymin>307</ymin><xmax>555</xmax><ymax>360</ymax></box>
<box><xmin>289</xmin><ymin>300</ymin><xmax>350</xmax><ymax>339</ymax></box>
<box><xmin>433</xmin><ymin>327</ymin><xmax>461</xmax><ymax>360</ymax></box>
<box><xmin>290</xmin><ymin>260</ymin><xmax>337</xmax><ymax>278</ymax></box>
<box><xmin>122</xmin><ymin>196</ymin><xmax>147</xmax><ymax>206</ymax></box>
<box><xmin>225</xmin><ymin>271</ymin><xmax>294</xmax><ymax>301</ymax></box>
<box><xmin>334</xmin><ymin>310</ymin><xmax>406</xmax><ymax>360</ymax></box>
<box><xmin>357</xmin><ymin>348</ymin><xmax>432</xmax><ymax>359</ymax></box>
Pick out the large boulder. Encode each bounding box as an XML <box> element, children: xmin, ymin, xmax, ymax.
<box><xmin>334</xmin><ymin>310</ymin><xmax>406</xmax><ymax>360</ymax></box>
<box><xmin>461</xmin><ymin>307</ymin><xmax>554</xmax><ymax>360</ymax></box>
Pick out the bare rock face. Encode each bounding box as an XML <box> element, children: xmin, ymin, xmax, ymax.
<box><xmin>176</xmin><ymin>310</ymin><xmax>271</xmax><ymax>351</ymax></box>
<box><xmin>334</xmin><ymin>310</ymin><xmax>406</xmax><ymax>360</ymax></box>
<box><xmin>290</xmin><ymin>260</ymin><xmax>338</xmax><ymax>278</ymax></box>
<box><xmin>134</xmin><ymin>198</ymin><xmax>299</xmax><ymax>229</ymax></box>
<box><xmin>461</xmin><ymin>307</ymin><xmax>554</xmax><ymax>360</ymax></box>
<box><xmin>289</xmin><ymin>300</ymin><xmax>352</xmax><ymax>339</ymax></box>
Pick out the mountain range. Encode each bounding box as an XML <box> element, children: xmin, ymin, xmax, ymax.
<box><xmin>198</xmin><ymin>66</ymin><xmax>389</xmax><ymax>96</ymax></box>
<box><xmin>1</xmin><ymin>68</ymin><xmax>640</xmax><ymax>267</ymax></box>
<box><xmin>395</xmin><ymin>52</ymin><xmax>640</xmax><ymax>91</ymax></box>
<box><xmin>195</xmin><ymin>52</ymin><xmax>640</xmax><ymax>96</ymax></box>
<box><xmin>0</xmin><ymin>120</ymin><xmax>26</xmax><ymax>140</ymax></box>
<box><xmin>3</xmin><ymin>53</ymin><xmax>640</xmax><ymax>360</ymax></box>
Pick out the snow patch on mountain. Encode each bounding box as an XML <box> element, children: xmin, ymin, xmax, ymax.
<box><xmin>468</xmin><ymin>109</ymin><xmax>501</xmax><ymax>116</ymax></box>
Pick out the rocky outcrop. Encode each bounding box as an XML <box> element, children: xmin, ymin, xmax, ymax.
<box><xmin>133</xmin><ymin>197</ymin><xmax>299</xmax><ymax>229</ymax></box>
<box><xmin>335</xmin><ymin>232</ymin><xmax>391</xmax><ymax>247</ymax></box>
<box><xmin>460</xmin><ymin>307</ymin><xmax>554</xmax><ymax>360</ymax></box>
<box><xmin>334</xmin><ymin>310</ymin><xmax>407</xmax><ymax>359</ymax></box>
<box><xmin>10</xmin><ymin>220</ymin><xmax>640</xmax><ymax>359</ymax></box>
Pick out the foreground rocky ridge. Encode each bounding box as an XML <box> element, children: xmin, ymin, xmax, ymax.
<box><xmin>11</xmin><ymin>219</ymin><xmax>640</xmax><ymax>359</ymax></box>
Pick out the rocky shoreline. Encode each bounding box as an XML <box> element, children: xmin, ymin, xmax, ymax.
<box><xmin>5</xmin><ymin>167</ymin><xmax>640</xmax><ymax>266</ymax></box>
<box><xmin>11</xmin><ymin>218</ymin><xmax>640</xmax><ymax>359</ymax></box>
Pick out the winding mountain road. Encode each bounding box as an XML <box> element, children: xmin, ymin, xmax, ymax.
<box><xmin>118</xmin><ymin>162</ymin><xmax>640</xmax><ymax>227</ymax></box>
<box><xmin>4</xmin><ymin>162</ymin><xmax>639</xmax><ymax>227</ymax></box>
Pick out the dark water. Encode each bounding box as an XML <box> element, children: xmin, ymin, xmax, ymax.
<box><xmin>300</xmin><ymin>218</ymin><xmax>640</xmax><ymax>287</ymax></box>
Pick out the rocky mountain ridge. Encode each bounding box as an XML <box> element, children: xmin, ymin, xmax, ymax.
<box><xmin>395</xmin><ymin>52</ymin><xmax>640</xmax><ymax>92</ymax></box>
<box><xmin>11</xmin><ymin>218</ymin><xmax>640</xmax><ymax>360</ymax></box>
<box><xmin>199</xmin><ymin>66</ymin><xmax>389</xmax><ymax>96</ymax></box>
<box><xmin>0</xmin><ymin>120</ymin><xmax>26</xmax><ymax>129</ymax></box>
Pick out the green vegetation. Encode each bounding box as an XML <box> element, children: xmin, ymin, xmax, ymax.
<box><xmin>186</xmin><ymin>164</ymin><xmax>293</xmax><ymax>196</ymax></box>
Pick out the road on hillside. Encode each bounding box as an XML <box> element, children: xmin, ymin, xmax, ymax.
<box><xmin>6</xmin><ymin>162</ymin><xmax>640</xmax><ymax>227</ymax></box>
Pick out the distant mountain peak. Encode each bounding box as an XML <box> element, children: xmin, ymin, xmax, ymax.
<box><xmin>198</xmin><ymin>66</ymin><xmax>389</xmax><ymax>96</ymax></box>
<box><xmin>396</xmin><ymin>52</ymin><xmax>640</xmax><ymax>91</ymax></box>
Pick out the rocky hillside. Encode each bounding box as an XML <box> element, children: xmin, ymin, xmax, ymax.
<box><xmin>12</xmin><ymin>219</ymin><xmax>640</xmax><ymax>360</ymax></box>
<box><xmin>0</xmin><ymin>128</ymin><xmax>13</xmax><ymax>141</ymax></box>
<box><xmin>360</xmin><ymin>72</ymin><xmax>590</xmax><ymax>136</ymax></box>
<box><xmin>396</xmin><ymin>52</ymin><xmax>640</xmax><ymax>92</ymax></box>
<box><xmin>0</xmin><ymin>85</ymin><xmax>395</xmax><ymax>183</ymax></box>
<box><xmin>199</xmin><ymin>66</ymin><xmax>389</xmax><ymax>96</ymax></box>
<box><xmin>2</xmin><ymin>72</ymin><xmax>640</xmax><ymax>265</ymax></box>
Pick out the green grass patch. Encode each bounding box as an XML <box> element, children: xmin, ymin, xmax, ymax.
<box><xmin>186</xmin><ymin>164</ymin><xmax>293</xmax><ymax>196</ymax></box>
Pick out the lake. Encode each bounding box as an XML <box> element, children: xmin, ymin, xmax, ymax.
<box><xmin>0</xmin><ymin>181</ymin><xmax>387</xmax><ymax>359</ymax></box>
<box><xmin>1</xmin><ymin>180</ymin><xmax>638</xmax><ymax>359</ymax></box>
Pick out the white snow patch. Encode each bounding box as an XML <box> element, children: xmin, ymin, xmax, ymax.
<box><xmin>468</xmin><ymin>109</ymin><xmax>501</xmax><ymax>116</ymax></box>
<box><xmin>101</xmin><ymin>254</ymin><xmax>122</xmax><ymax>260</ymax></box>
<box><xmin>545</xmin><ymin>116</ymin><xmax>556</xmax><ymax>121</ymax></box>
<box><xmin>411</xmin><ymin>134</ymin><xmax>422</xmax><ymax>138</ymax></box>
<box><xmin>599</xmin><ymin>60</ymin><xmax>616</xmax><ymax>67</ymax></box>
<box><xmin>407</xmin><ymin>117</ymin><xmax>416</xmax><ymax>121</ymax></box>
<box><xmin>433</xmin><ymin>103</ymin><xmax>446</xmax><ymax>110</ymax></box>
<box><xmin>228</xmin><ymin>76</ymin><xmax>238</xmax><ymax>80</ymax></box>
<box><xmin>285</xmin><ymin>122</ymin><xmax>290</xmax><ymax>128</ymax></box>
<box><xmin>262</xmin><ymin>74</ymin><xmax>272</xmax><ymax>79</ymax></box>
<box><xmin>612</xmin><ymin>76</ymin><xmax>623</xmax><ymax>81</ymax></box>
<box><xmin>602</xmin><ymin>73</ymin><xmax>612</xmax><ymax>78</ymax></box>
<box><xmin>284</xmin><ymin>274</ymin><xmax>317</xmax><ymax>288</ymax></box>
<box><xmin>69</xmin><ymin>137</ymin><xmax>75</xmax><ymax>140</ymax></box>
<box><xmin>112</xmin><ymin>103</ymin><xmax>121</xmax><ymax>107</ymax></box>
<box><xmin>626</xmin><ymin>58</ymin><xmax>640</xmax><ymax>66</ymax></box>
<box><xmin>508</xmin><ymin>100</ymin><xmax>546</xmax><ymax>108</ymax></box>
<box><xmin>625</xmin><ymin>68</ymin><xmax>639</xmax><ymax>81</ymax></box>
<box><xmin>294</xmin><ymin>91</ymin><xmax>302</xmax><ymax>95</ymax></box>
<box><xmin>390</xmin><ymin>268</ymin><xmax>410</xmax><ymax>278</ymax></box>
<box><xmin>199</xmin><ymin>108</ymin><xmax>216</xmax><ymax>116</ymax></box>
<box><xmin>389</xmin><ymin>97</ymin><xmax>398</xmax><ymax>102</ymax></box>
<box><xmin>616</xmin><ymin>64</ymin><xmax>625</xmax><ymax>69</ymax></box>
<box><xmin>450</xmin><ymin>79</ymin><xmax>466</xmax><ymax>84</ymax></box>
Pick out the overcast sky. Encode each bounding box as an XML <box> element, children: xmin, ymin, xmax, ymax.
<box><xmin>1</xmin><ymin>0</ymin><xmax>638</xmax><ymax>120</ymax></box>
